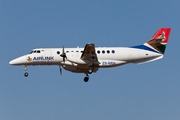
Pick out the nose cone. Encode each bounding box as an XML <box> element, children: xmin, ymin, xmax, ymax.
<box><xmin>9</xmin><ymin>59</ymin><xmax>16</xmax><ymax>65</ymax></box>
<box><xmin>9</xmin><ymin>55</ymin><xmax>26</xmax><ymax>65</ymax></box>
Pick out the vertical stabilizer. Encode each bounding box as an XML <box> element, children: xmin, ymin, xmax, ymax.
<box><xmin>144</xmin><ymin>28</ymin><xmax>171</xmax><ymax>54</ymax></box>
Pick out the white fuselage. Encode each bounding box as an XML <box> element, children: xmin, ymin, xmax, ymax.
<box><xmin>9</xmin><ymin>46</ymin><xmax>162</xmax><ymax>74</ymax></box>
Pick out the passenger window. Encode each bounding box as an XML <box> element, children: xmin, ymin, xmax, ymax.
<box><xmin>107</xmin><ymin>50</ymin><xmax>110</xmax><ymax>54</ymax></box>
<box><xmin>112</xmin><ymin>50</ymin><xmax>115</xmax><ymax>54</ymax></box>
<box><xmin>102</xmin><ymin>50</ymin><xmax>105</xmax><ymax>54</ymax></box>
<box><xmin>97</xmin><ymin>50</ymin><xmax>100</xmax><ymax>54</ymax></box>
<box><xmin>81</xmin><ymin>51</ymin><xmax>83</xmax><ymax>53</ymax></box>
<box><xmin>37</xmin><ymin>50</ymin><xmax>40</xmax><ymax>53</ymax></box>
<box><xmin>76</xmin><ymin>51</ymin><xmax>79</xmax><ymax>52</ymax></box>
<box><xmin>66</xmin><ymin>51</ymin><xmax>69</xmax><ymax>53</ymax></box>
<box><xmin>57</xmin><ymin>51</ymin><xmax>60</xmax><ymax>54</ymax></box>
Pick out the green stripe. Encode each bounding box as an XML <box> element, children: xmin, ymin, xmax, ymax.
<box><xmin>157</xmin><ymin>45</ymin><xmax>166</xmax><ymax>54</ymax></box>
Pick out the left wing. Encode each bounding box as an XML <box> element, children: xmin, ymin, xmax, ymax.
<box><xmin>81</xmin><ymin>43</ymin><xmax>99</xmax><ymax>65</ymax></box>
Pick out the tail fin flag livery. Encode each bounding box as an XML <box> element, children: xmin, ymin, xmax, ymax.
<box><xmin>9</xmin><ymin>28</ymin><xmax>171</xmax><ymax>82</ymax></box>
<box><xmin>144</xmin><ymin>28</ymin><xmax>171</xmax><ymax>54</ymax></box>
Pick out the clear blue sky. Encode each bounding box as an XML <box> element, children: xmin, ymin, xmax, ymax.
<box><xmin>1</xmin><ymin>0</ymin><xmax>180</xmax><ymax>120</ymax></box>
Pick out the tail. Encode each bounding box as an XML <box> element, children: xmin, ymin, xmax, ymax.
<box><xmin>144</xmin><ymin>28</ymin><xmax>171</xmax><ymax>54</ymax></box>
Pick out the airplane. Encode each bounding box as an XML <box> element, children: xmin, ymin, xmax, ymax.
<box><xmin>9</xmin><ymin>28</ymin><xmax>171</xmax><ymax>82</ymax></box>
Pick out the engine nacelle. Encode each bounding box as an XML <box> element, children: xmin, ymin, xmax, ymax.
<box><xmin>63</xmin><ymin>65</ymin><xmax>85</xmax><ymax>73</ymax></box>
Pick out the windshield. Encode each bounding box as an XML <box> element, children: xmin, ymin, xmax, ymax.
<box><xmin>29</xmin><ymin>51</ymin><xmax>33</xmax><ymax>54</ymax></box>
<box><xmin>29</xmin><ymin>50</ymin><xmax>41</xmax><ymax>54</ymax></box>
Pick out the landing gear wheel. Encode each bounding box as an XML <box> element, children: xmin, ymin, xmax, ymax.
<box><xmin>84</xmin><ymin>77</ymin><xmax>89</xmax><ymax>82</ymax></box>
<box><xmin>24</xmin><ymin>72</ymin><xmax>28</xmax><ymax>77</ymax></box>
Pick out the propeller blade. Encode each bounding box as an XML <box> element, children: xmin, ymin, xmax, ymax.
<box><xmin>59</xmin><ymin>66</ymin><xmax>62</xmax><ymax>75</ymax></box>
<box><xmin>62</xmin><ymin>44</ymin><xmax>64</xmax><ymax>54</ymax></box>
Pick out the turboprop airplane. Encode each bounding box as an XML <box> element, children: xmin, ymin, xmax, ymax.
<box><xmin>9</xmin><ymin>28</ymin><xmax>171</xmax><ymax>82</ymax></box>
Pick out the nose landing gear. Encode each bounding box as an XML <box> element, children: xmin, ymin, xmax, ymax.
<box><xmin>24</xmin><ymin>72</ymin><xmax>28</xmax><ymax>77</ymax></box>
<box><xmin>23</xmin><ymin>65</ymin><xmax>29</xmax><ymax>77</ymax></box>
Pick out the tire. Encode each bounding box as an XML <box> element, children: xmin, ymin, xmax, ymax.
<box><xmin>84</xmin><ymin>77</ymin><xmax>89</xmax><ymax>82</ymax></box>
<box><xmin>24</xmin><ymin>72</ymin><xmax>28</xmax><ymax>77</ymax></box>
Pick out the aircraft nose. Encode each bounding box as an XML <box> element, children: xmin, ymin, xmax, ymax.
<box><xmin>9</xmin><ymin>59</ymin><xmax>16</xmax><ymax>65</ymax></box>
<box><xmin>9</xmin><ymin>55</ymin><xmax>26</xmax><ymax>65</ymax></box>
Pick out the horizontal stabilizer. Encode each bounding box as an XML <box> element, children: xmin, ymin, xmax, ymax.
<box><xmin>147</xmin><ymin>38</ymin><xmax>163</xmax><ymax>45</ymax></box>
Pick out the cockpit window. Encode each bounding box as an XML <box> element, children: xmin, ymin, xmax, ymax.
<box><xmin>29</xmin><ymin>50</ymin><xmax>41</xmax><ymax>54</ymax></box>
<box><xmin>29</xmin><ymin>51</ymin><xmax>33</xmax><ymax>54</ymax></box>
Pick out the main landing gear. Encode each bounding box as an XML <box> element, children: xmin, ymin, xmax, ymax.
<box><xmin>23</xmin><ymin>66</ymin><xmax>29</xmax><ymax>77</ymax></box>
<box><xmin>84</xmin><ymin>67</ymin><xmax>93</xmax><ymax>82</ymax></box>
<box><xmin>84</xmin><ymin>74</ymin><xmax>89</xmax><ymax>82</ymax></box>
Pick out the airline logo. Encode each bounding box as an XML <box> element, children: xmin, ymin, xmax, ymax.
<box><xmin>27</xmin><ymin>57</ymin><xmax>32</xmax><ymax>62</ymax></box>
<box><xmin>159</xmin><ymin>31</ymin><xmax>166</xmax><ymax>41</ymax></box>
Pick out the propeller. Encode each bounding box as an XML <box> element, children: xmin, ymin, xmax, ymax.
<box><xmin>60</xmin><ymin>44</ymin><xmax>67</xmax><ymax>62</ymax></box>
<box><xmin>59</xmin><ymin>66</ymin><xmax>62</xmax><ymax>75</ymax></box>
<box><xmin>59</xmin><ymin>44</ymin><xmax>67</xmax><ymax>75</ymax></box>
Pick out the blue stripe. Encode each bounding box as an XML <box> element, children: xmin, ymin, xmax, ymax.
<box><xmin>130</xmin><ymin>45</ymin><xmax>160</xmax><ymax>53</ymax></box>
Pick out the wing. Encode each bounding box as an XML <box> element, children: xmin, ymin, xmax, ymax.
<box><xmin>81</xmin><ymin>43</ymin><xmax>99</xmax><ymax>65</ymax></box>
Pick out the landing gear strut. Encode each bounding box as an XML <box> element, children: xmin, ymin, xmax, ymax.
<box><xmin>84</xmin><ymin>74</ymin><xmax>89</xmax><ymax>82</ymax></box>
<box><xmin>23</xmin><ymin>65</ymin><xmax>28</xmax><ymax>77</ymax></box>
